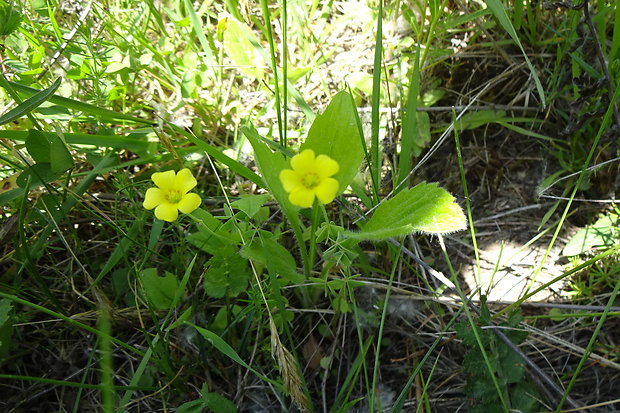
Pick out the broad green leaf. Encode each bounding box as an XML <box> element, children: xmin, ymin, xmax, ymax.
<box><xmin>140</xmin><ymin>268</ymin><xmax>179</xmax><ymax>310</ymax></box>
<box><xmin>563</xmin><ymin>214</ymin><xmax>619</xmax><ymax>256</ymax></box>
<box><xmin>16</xmin><ymin>163</ymin><xmax>60</xmax><ymax>188</ymax></box>
<box><xmin>344</xmin><ymin>182</ymin><xmax>467</xmax><ymax>240</ymax></box>
<box><xmin>49</xmin><ymin>134</ymin><xmax>73</xmax><ymax>173</ymax></box>
<box><xmin>301</xmin><ymin>91</ymin><xmax>364</xmax><ymax>193</ymax></box>
<box><xmin>0</xmin><ymin>188</ymin><xmax>24</xmax><ymax>205</ymax></box>
<box><xmin>243</xmin><ymin>126</ymin><xmax>298</xmax><ymax>213</ymax></box>
<box><xmin>204</xmin><ymin>392</ymin><xmax>237</xmax><ymax>413</ymax></box>
<box><xmin>222</xmin><ymin>16</ymin><xmax>265</xmax><ymax>79</ymax></box>
<box><xmin>24</xmin><ymin>129</ymin><xmax>73</xmax><ymax>172</ymax></box>
<box><xmin>242</xmin><ymin>237</ymin><xmax>303</xmax><ymax>284</ymax></box>
<box><xmin>204</xmin><ymin>247</ymin><xmax>250</xmax><ymax>298</ymax></box>
<box><xmin>231</xmin><ymin>193</ymin><xmax>270</xmax><ymax>218</ymax></box>
<box><xmin>188</xmin><ymin>209</ymin><xmax>240</xmax><ymax>254</ymax></box>
<box><xmin>0</xmin><ymin>77</ymin><xmax>61</xmax><ymax>125</ymax></box>
<box><xmin>498</xmin><ymin>346</ymin><xmax>525</xmax><ymax>384</ymax></box>
<box><xmin>243</xmin><ymin>125</ymin><xmax>308</xmax><ymax>265</ymax></box>
<box><xmin>25</xmin><ymin>129</ymin><xmax>51</xmax><ymax>163</ymax></box>
<box><xmin>456</xmin><ymin>110</ymin><xmax>506</xmax><ymax>130</ymax></box>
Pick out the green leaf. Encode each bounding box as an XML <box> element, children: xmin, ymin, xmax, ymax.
<box><xmin>140</xmin><ymin>268</ymin><xmax>179</xmax><ymax>310</ymax></box>
<box><xmin>16</xmin><ymin>163</ymin><xmax>60</xmax><ymax>188</ymax></box>
<box><xmin>410</xmin><ymin>112</ymin><xmax>430</xmax><ymax>157</ymax></box>
<box><xmin>204</xmin><ymin>247</ymin><xmax>250</xmax><ymax>298</ymax></box>
<box><xmin>456</xmin><ymin>110</ymin><xmax>507</xmax><ymax>130</ymax></box>
<box><xmin>242</xmin><ymin>125</ymin><xmax>306</xmax><ymax>242</ymax></box>
<box><xmin>301</xmin><ymin>90</ymin><xmax>365</xmax><ymax>193</ymax></box>
<box><xmin>5</xmin><ymin>81</ymin><xmax>152</xmax><ymax>124</ymax></box>
<box><xmin>498</xmin><ymin>347</ymin><xmax>525</xmax><ymax>384</ymax></box>
<box><xmin>25</xmin><ymin>129</ymin><xmax>73</xmax><ymax>173</ymax></box>
<box><xmin>242</xmin><ymin>236</ymin><xmax>303</xmax><ymax>284</ymax></box>
<box><xmin>455</xmin><ymin>320</ymin><xmax>490</xmax><ymax>347</ymax></box>
<box><xmin>563</xmin><ymin>214</ymin><xmax>619</xmax><ymax>256</ymax></box>
<box><xmin>0</xmin><ymin>4</ymin><xmax>22</xmax><ymax>36</ymax></box>
<box><xmin>0</xmin><ymin>129</ymin><xmax>155</xmax><ymax>152</ymax></box>
<box><xmin>464</xmin><ymin>375</ymin><xmax>500</xmax><ymax>402</ymax></box>
<box><xmin>344</xmin><ymin>182</ymin><xmax>467</xmax><ymax>240</ymax></box>
<box><xmin>232</xmin><ymin>193</ymin><xmax>270</xmax><ymax>218</ymax></box>
<box><xmin>0</xmin><ymin>298</ymin><xmax>13</xmax><ymax>359</ymax></box>
<box><xmin>204</xmin><ymin>392</ymin><xmax>237</xmax><ymax>413</ymax></box>
<box><xmin>188</xmin><ymin>323</ymin><xmax>281</xmax><ymax>388</ymax></box>
<box><xmin>188</xmin><ymin>210</ymin><xmax>240</xmax><ymax>254</ymax></box>
<box><xmin>49</xmin><ymin>134</ymin><xmax>73</xmax><ymax>173</ymax></box>
<box><xmin>0</xmin><ymin>78</ymin><xmax>61</xmax><ymax>125</ymax></box>
<box><xmin>510</xmin><ymin>382</ymin><xmax>541</xmax><ymax>412</ymax></box>
<box><xmin>176</xmin><ymin>399</ymin><xmax>206</xmax><ymax>413</ymax></box>
<box><xmin>222</xmin><ymin>16</ymin><xmax>265</xmax><ymax>79</ymax></box>
<box><xmin>25</xmin><ymin>129</ymin><xmax>51</xmax><ymax>163</ymax></box>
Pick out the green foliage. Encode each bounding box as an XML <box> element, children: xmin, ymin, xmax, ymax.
<box><xmin>140</xmin><ymin>268</ymin><xmax>180</xmax><ymax>310</ymax></box>
<box><xmin>0</xmin><ymin>2</ymin><xmax>22</xmax><ymax>36</ymax></box>
<box><xmin>563</xmin><ymin>212</ymin><xmax>619</xmax><ymax>256</ymax></box>
<box><xmin>0</xmin><ymin>77</ymin><xmax>61</xmax><ymax>125</ymax></box>
<box><xmin>231</xmin><ymin>193</ymin><xmax>270</xmax><ymax>219</ymax></box>
<box><xmin>177</xmin><ymin>384</ymin><xmax>237</xmax><ymax>413</ymax></box>
<box><xmin>188</xmin><ymin>209</ymin><xmax>241</xmax><ymax>254</ymax></box>
<box><xmin>456</xmin><ymin>299</ymin><xmax>540</xmax><ymax>412</ymax></box>
<box><xmin>301</xmin><ymin>90</ymin><xmax>365</xmax><ymax>193</ymax></box>
<box><xmin>24</xmin><ymin>129</ymin><xmax>73</xmax><ymax>173</ymax></box>
<box><xmin>242</xmin><ymin>235</ymin><xmax>304</xmax><ymax>285</ymax></box>
<box><xmin>0</xmin><ymin>298</ymin><xmax>13</xmax><ymax>361</ymax></box>
<box><xmin>344</xmin><ymin>182</ymin><xmax>467</xmax><ymax>240</ymax></box>
<box><xmin>204</xmin><ymin>247</ymin><xmax>251</xmax><ymax>298</ymax></box>
<box><xmin>221</xmin><ymin>15</ymin><xmax>265</xmax><ymax>79</ymax></box>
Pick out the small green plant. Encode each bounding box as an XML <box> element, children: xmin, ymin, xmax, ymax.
<box><xmin>455</xmin><ymin>298</ymin><xmax>542</xmax><ymax>413</ymax></box>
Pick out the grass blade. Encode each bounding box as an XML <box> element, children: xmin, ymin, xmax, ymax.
<box><xmin>6</xmin><ymin>81</ymin><xmax>153</xmax><ymax>124</ymax></box>
<box><xmin>396</xmin><ymin>45</ymin><xmax>420</xmax><ymax>188</ymax></box>
<box><xmin>484</xmin><ymin>0</ymin><xmax>546</xmax><ymax>107</ymax></box>
<box><xmin>0</xmin><ymin>78</ymin><xmax>61</xmax><ymax>125</ymax></box>
<box><xmin>370</xmin><ymin>0</ymin><xmax>383</xmax><ymax>201</ymax></box>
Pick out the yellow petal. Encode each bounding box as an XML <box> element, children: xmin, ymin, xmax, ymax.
<box><xmin>289</xmin><ymin>187</ymin><xmax>315</xmax><ymax>208</ymax></box>
<box><xmin>315</xmin><ymin>154</ymin><xmax>339</xmax><ymax>178</ymax></box>
<box><xmin>143</xmin><ymin>188</ymin><xmax>165</xmax><ymax>210</ymax></box>
<box><xmin>315</xmin><ymin>177</ymin><xmax>339</xmax><ymax>204</ymax></box>
<box><xmin>175</xmin><ymin>168</ymin><xmax>197</xmax><ymax>194</ymax></box>
<box><xmin>151</xmin><ymin>170</ymin><xmax>176</xmax><ymax>190</ymax></box>
<box><xmin>154</xmin><ymin>203</ymin><xmax>179</xmax><ymax>222</ymax></box>
<box><xmin>178</xmin><ymin>192</ymin><xmax>202</xmax><ymax>214</ymax></box>
<box><xmin>279</xmin><ymin>169</ymin><xmax>302</xmax><ymax>192</ymax></box>
<box><xmin>290</xmin><ymin>149</ymin><xmax>315</xmax><ymax>174</ymax></box>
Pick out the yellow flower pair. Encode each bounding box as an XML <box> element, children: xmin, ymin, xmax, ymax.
<box><xmin>143</xmin><ymin>149</ymin><xmax>339</xmax><ymax>221</ymax></box>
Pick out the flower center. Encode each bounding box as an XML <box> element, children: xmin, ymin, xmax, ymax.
<box><xmin>301</xmin><ymin>172</ymin><xmax>321</xmax><ymax>189</ymax></box>
<box><xmin>165</xmin><ymin>190</ymin><xmax>183</xmax><ymax>204</ymax></box>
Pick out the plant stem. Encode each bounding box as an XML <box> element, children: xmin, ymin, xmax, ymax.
<box><xmin>306</xmin><ymin>200</ymin><xmax>322</xmax><ymax>277</ymax></box>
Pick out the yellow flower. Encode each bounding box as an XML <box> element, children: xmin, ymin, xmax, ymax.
<box><xmin>143</xmin><ymin>168</ymin><xmax>202</xmax><ymax>222</ymax></box>
<box><xmin>279</xmin><ymin>149</ymin><xmax>339</xmax><ymax>208</ymax></box>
